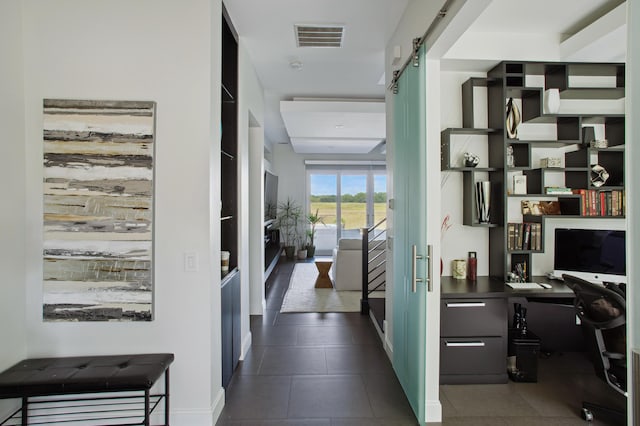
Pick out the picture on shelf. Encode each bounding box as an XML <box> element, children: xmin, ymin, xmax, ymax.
<box><xmin>513</xmin><ymin>175</ymin><xmax>527</xmax><ymax>194</ymax></box>
<box><xmin>521</xmin><ymin>200</ymin><xmax>561</xmax><ymax>216</ymax></box>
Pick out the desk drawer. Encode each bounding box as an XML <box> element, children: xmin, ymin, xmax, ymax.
<box><xmin>441</xmin><ymin>298</ymin><xmax>506</xmax><ymax>337</ymax></box>
<box><xmin>440</xmin><ymin>337</ymin><xmax>505</xmax><ymax>375</ymax></box>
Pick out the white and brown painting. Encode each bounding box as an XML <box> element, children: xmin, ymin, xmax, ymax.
<box><xmin>43</xmin><ymin>99</ymin><xmax>155</xmax><ymax>321</ymax></box>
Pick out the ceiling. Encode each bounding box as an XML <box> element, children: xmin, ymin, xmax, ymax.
<box><xmin>224</xmin><ymin>0</ymin><xmax>625</xmax><ymax>155</ymax></box>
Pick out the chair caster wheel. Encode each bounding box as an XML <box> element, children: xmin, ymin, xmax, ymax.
<box><xmin>581</xmin><ymin>408</ymin><xmax>594</xmax><ymax>422</ymax></box>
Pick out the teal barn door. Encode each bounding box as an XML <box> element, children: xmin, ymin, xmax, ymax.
<box><xmin>392</xmin><ymin>43</ymin><xmax>431</xmax><ymax>423</ymax></box>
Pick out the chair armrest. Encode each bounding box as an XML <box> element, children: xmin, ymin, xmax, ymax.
<box><xmin>603</xmin><ymin>351</ymin><xmax>625</xmax><ymax>360</ymax></box>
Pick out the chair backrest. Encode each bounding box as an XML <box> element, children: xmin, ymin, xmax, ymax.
<box><xmin>563</xmin><ymin>274</ymin><xmax>627</xmax><ymax>394</ymax></box>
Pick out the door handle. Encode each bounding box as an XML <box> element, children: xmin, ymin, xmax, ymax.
<box><xmin>445</xmin><ymin>341</ymin><xmax>486</xmax><ymax>347</ymax></box>
<box><xmin>412</xmin><ymin>244</ymin><xmax>433</xmax><ymax>293</ymax></box>
<box><xmin>446</xmin><ymin>302</ymin><xmax>486</xmax><ymax>308</ymax></box>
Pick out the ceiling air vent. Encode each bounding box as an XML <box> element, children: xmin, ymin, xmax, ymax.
<box><xmin>295</xmin><ymin>24</ymin><xmax>344</xmax><ymax>48</ymax></box>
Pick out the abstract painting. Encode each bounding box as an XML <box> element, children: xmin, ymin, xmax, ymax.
<box><xmin>43</xmin><ymin>99</ymin><xmax>155</xmax><ymax>321</ymax></box>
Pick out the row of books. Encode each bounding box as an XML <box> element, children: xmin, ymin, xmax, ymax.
<box><xmin>572</xmin><ymin>189</ymin><xmax>625</xmax><ymax>217</ymax></box>
<box><xmin>507</xmin><ymin>222</ymin><xmax>542</xmax><ymax>251</ymax></box>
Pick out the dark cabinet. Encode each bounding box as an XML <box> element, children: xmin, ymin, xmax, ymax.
<box><xmin>440</xmin><ymin>280</ymin><xmax>508</xmax><ymax>384</ymax></box>
<box><xmin>221</xmin><ymin>269</ymin><xmax>241</xmax><ymax>388</ymax></box>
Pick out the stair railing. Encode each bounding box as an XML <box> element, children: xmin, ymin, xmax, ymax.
<box><xmin>361</xmin><ymin>217</ymin><xmax>387</xmax><ymax>314</ymax></box>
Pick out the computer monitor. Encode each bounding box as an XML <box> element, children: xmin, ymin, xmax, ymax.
<box><xmin>553</xmin><ymin>228</ymin><xmax>626</xmax><ymax>284</ymax></box>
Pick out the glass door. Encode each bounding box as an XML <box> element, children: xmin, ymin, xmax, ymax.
<box><xmin>340</xmin><ymin>174</ymin><xmax>367</xmax><ymax>239</ymax></box>
<box><xmin>308</xmin><ymin>169</ymin><xmax>385</xmax><ymax>255</ymax></box>
<box><xmin>392</xmin><ymin>43</ymin><xmax>429</xmax><ymax>423</ymax></box>
<box><xmin>308</xmin><ymin>173</ymin><xmax>338</xmax><ymax>255</ymax></box>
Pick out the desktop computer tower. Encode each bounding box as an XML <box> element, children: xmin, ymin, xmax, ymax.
<box><xmin>508</xmin><ymin>329</ymin><xmax>540</xmax><ymax>382</ymax></box>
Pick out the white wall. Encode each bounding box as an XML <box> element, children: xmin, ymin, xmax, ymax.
<box><xmin>237</xmin><ymin>39</ymin><xmax>265</xmax><ymax>344</ymax></box>
<box><xmin>20</xmin><ymin>1</ymin><xmax>222</xmax><ymax>424</ymax></box>
<box><xmin>0</xmin><ymin>0</ymin><xmax>27</xmax><ymax>419</ymax></box>
<box><xmin>271</xmin><ymin>143</ymin><xmax>385</xmax><ymax>209</ymax></box>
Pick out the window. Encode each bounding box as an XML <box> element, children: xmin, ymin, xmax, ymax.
<box><xmin>307</xmin><ymin>165</ymin><xmax>386</xmax><ymax>255</ymax></box>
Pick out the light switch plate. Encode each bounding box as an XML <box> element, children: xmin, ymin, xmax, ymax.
<box><xmin>184</xmin><ymin>252</ymin><xmax>199</xmax><ymax>272</ymax></box>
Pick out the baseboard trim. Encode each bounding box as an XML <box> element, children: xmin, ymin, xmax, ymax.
<box><xmin>425</xmin><ymin>399</ymin><xmax>443</xmax><ymax>424</ymax></box>
<box><xmin>240</xmin><ymin>331</ymin><xmax>252</xmax><ymax>361</ymax></box>
<box><xmin>383</xmin><ymin>320</ymin><xmax>394</xmax><ymax>360</ymax></box>
<box><xmin>211</xmin><ymin>387</ymin><xmax>225</xmax><ymax>425</ymax></box>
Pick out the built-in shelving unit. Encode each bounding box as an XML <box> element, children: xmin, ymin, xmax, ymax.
<box><xmin>220</xmin><ymin>7</ymin><xmax>240</xmax><ymax>389</ymax></box>
<box><xmin>441</xmin><ymin>61</ymin><xmax>625</xmax><ymax>281</ymax></box>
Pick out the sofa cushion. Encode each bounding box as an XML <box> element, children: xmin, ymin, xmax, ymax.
<box><xmin>338</xmin><ymin>238</ymin><xmax>362</xmax><ymax>250</ymax></box>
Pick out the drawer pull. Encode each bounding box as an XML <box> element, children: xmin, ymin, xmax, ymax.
<box><xmin>445</xmin><ymin>341</ymin><xmax>486</xmax><ymax>347</ymax></box>
<box><xmin>446</xmin><ymin>302</ymin><xmax>486</xmax><ymax>308</ymax></box>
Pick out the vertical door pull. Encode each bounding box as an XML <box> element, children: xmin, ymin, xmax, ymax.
<box><xmin>412</xmin><ymin>245</ymin><xmax>433</xmax><ymax>292</ymax></box>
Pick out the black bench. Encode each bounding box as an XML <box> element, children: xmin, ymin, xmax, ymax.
<box><xmin>0</xmin><ymin>353</ymin><xmax>174</xmax><ymax>426</ymax></box>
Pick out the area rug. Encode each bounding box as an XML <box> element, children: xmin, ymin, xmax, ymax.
<box><xmin>280</xmin><ymin>262</ymin><xmax>384</xmax><ymax>313</ymax></box>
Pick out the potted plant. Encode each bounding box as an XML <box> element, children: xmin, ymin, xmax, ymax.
<box><xmin>277</xmin><ymin>198</ymin><xmax>301</xmax><ymax>259</ymax></box>
<box><xmin>296</xmin><ymin>235</ymin><xmax>307</xmax><ymax>260</ymax></box>
<box><xmin>305</xmin><ymin>208</ymin><xmax>325</xmax><ymax>258</ymax></box>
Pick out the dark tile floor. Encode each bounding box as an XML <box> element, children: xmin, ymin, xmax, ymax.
<box><xmin>217</xmin><ymin>259</ymin><xmax>626</xmax><ymax>426</ymax></box>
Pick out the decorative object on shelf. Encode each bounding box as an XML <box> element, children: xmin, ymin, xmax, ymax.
<box><xmin>543</xmin><ymin>88</ymin><xmax>560</xmax><ymax>114</ymax></box>
<box><xmin>467</xmin><ymin>252</ymin><xmax>477</xmax><ymax>281</ymax></box>
<box><xmin>545</xmin><ymin>186</ymin><xmax>572</xmax><ymax>194</ymax></box>
<box><xmin>540</xmin><ymin>157</ymin><xmax>562</xmax><ymax>168</ymax></box>
<box><xmin>591</xmin><ymin>164</ymin><xmax>610</xmax><ymax>187</ymax></box>
<box><xmin>463</xmin><ymin>152</ymin><xmax>479</xmax><ymax>168</ymax></box>
<box><xmin>513</xmin><ymin>175</ymin><xmax>527</xmax><ymax>195</ymax></box>
<box><xmin>221</xmin><ymin>251</ymin><xmax>230</xmax><ymax>274</ymax></box>
<box><xmin>582</xmin><ymin>126</ymin><xmax>596</xmax><ymax>148</ymax></box>
<box><xmin>506</xmin><ymin>145</ymin><xmax>515</xmax><ymax>168</ymax></box>
<box><xmin>521</xmin><ymin>200</ymin><xmax>561</xmax><ymax>215</ymax></box>
<box><xmin>590</xmin><ymin>139</ymin><xmax>609</xmax><ymax>149</ymax></box>
<box><xmin>475</xmin><ymin>181</ymin><xmax>491</xmax><ymax>223</ymax></box>
<box><xmin>505</xmin><ymin>97</ymin><xmax>521</xmax><ymax>139</ymax></box>
<box><xmin>452</xmin><ymin>259</ymin><xmax>467</xmax><ymax>279</ymax></box>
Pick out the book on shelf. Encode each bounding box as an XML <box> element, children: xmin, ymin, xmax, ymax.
<box><xmin>507</xmin><ymin>222</ymin><xmax>541</xmax><ymax>251</ymax></box>
<box><xmin>544</xmin><ymin>186</ymin><xmax>572</xmax><ymax>194</ymax></box>
<box><xmin>571</xmin><ymin>188</ymin><xmax>624</xmax><ymax>216</ymax></box>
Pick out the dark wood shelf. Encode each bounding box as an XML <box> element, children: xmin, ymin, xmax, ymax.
<box><xmin>442</xmin><ymin>127</ymin><xmax>497</xmax><ymax>135</ymax></box>
<box><xmin>445</xmin><ymin>167</ymin><xmax>500</xmax><ymax>172</ymax></box>
<box><xmin>486</xmin><ymin>60</ymin><xmax>626</xmax><ymax>280</ymax></box>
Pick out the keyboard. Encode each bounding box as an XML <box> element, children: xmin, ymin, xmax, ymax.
<box><xmin>506</xmin><ymin>282</ymin><xmax>543</xmax><ymax>289</ymax></box>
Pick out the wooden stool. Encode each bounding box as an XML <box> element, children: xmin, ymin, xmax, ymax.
<box><xmin>314</xmin><ymin>260</ymin><xmax>333</xmax><ymax>288</ymax></box>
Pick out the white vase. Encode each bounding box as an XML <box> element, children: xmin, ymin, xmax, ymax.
<box><xmin>544</xmin><ymin>88</ymin><xmax>560</xmax><ymax>114</ymax></box>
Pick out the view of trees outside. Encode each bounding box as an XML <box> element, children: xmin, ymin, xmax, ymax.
<box><xmin>309</xmin><ymin>191</ymin><xmax>386</xmax><ymax>230</ymax></box>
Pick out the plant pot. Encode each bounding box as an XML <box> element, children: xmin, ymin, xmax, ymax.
<box><xmin>284</xmin><ymin>246</ymin><xmax>296</xmax><ymax>259</ymax></box>
<box><xmin>297</xmin><ymin>249</ymin><xmax>307</xmax><ymax>260</ymax></box>
<box><xmin>306</xmin><ymin>246</ymin><xmax>316</xmax><ymax>258</ymax></box>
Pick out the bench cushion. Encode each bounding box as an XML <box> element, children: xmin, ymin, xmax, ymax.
<box><xmin>0</xmin><ymin>353</ymin><xmax>174</xmax><ymax>398</ymax></box>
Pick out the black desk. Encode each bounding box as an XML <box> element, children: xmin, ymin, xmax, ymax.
<box><xmin>440</xmin><ymin>276</ymin><xmax>580</xmax><ymax>384</ymax></box>
<box><xmin>441</xmin><ymin>275</ymin><xmax>573</xmax><ymax>299</ymax></box>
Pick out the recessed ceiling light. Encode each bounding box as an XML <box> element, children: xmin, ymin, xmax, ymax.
<box><xmin>335</xmin><ymin>124</ymin><xmax>344</xmax><ymax>129</ymax></box>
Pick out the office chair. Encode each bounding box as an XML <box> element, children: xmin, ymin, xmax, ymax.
<box><xmin>562</xmin><ymin>274</ymin><xmax>627</xmax><ymax>424</ymax></box>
